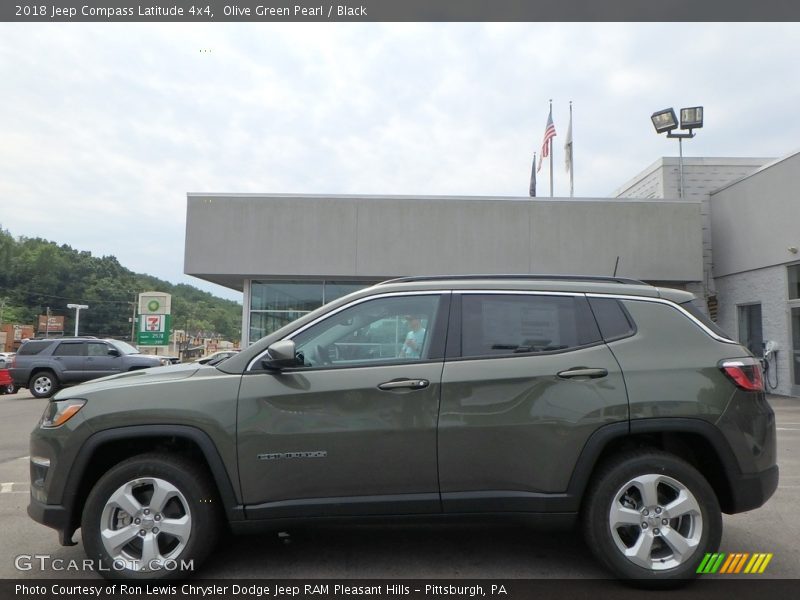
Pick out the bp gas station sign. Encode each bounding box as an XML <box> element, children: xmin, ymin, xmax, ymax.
<box><xmin>137</xmin><ymin>292</ymin><xmax>172</xmax><ymax>346</ymax></box>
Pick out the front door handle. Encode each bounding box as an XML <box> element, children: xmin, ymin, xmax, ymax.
<box><xmin>557</xmin><ymin>367</ymin><xmax>608</xmax><ymax>379</ymax></box>
<box><xmin>378</xmin><ymin>379</ymin><xmax>430</xmax><ymax>391</ymax></box>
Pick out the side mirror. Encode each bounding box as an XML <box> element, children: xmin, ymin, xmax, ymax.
<box><xmin>108</xmin><ymin>348</ymin><xmax>121</xmax><ymax>357</ymax></box>
<box><xmin>262</xmin><ymin>340</ymin><xmax>299</xmax><ymax>371</ymax></box>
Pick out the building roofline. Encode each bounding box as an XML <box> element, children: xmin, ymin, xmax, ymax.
<box><xmin>187</xmin><ymin>192</ymin><xmax>697</xmax><ymax>205</ymax></box>
<box><xmin>612</xmin><ymin>156</ymin><xmax>775</xmax><ymax>198</ymax></box>
<box><xmin>710</xmin><ymin>148</ymin><xmax>800</xmax><ymax>195</ymax></box>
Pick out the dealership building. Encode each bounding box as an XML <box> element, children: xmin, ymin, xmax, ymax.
<box><xmin>184</xmin><ymin>150</ymin><xmax>800</xmax><ymax>396</ymax></box>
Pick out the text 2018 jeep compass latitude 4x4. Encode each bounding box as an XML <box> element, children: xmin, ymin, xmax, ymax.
<box><xmin>28</xmin><ymin>276</ymin><xmax>777</xmax><ymax>585</ymax></box>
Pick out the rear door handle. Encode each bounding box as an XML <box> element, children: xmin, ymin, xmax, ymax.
<box><xmin>557</xmin><ymin>367</ymin><xmax>608</xmax><ymax>379</ymax></box>
<box><xmin>378</xmin><ymin>379</ymin><xmax>430</xmax><ymax>391</ymax></box>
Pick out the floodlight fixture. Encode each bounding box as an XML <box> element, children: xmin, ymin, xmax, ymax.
<box><xmin>651</xmin><ymin>108</ymin><xmax>679</xmax><ymax>134</ymax></box>
<box><xmin>680</xmin><ymin>106</ymin><xmax>704</xmax><ymax>130</ymax></box>
<box><xmin>651</xmin><ymin>104</ymin><xmax>705</xmax><ymax>199</ymax></box>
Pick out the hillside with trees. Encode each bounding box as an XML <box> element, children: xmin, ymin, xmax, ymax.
<box><xmin>0</xmin><ymin>228</ymin><xmax>241</xmax><ymax>342</ymax></box>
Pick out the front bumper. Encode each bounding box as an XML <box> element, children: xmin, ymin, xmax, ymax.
<box><xmin>27</xmin><ymin>495</ymin><xmax>77</xmax><ymax>546</ymax></box>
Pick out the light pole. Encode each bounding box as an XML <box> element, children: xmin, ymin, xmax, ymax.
<box><xmin>66</xmin><ymin>304</ymin><xmax>89</xmax><ymax>336</ymax></box>
<box><xmin>651</xmin><ymin>106</ymin><xmax>704</xmax><ymax>199</ymax></box>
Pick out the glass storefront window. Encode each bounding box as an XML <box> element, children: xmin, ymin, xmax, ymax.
<box><xmin>251</xmin><ymin>281</ymin><xmax>323</xmax><ymax>312</ymax></box>
<box><xmin>792</xmin><ymin>308</ymin><xmax>800</xmax><ymax>386</ymax></box>
<box><xmin>737</xmin><ymin>304</ymin><xmax>763</xmax><ymax>357</ymax></box>
<box><xmin>324</xmin><ymin>281</ymin><xmax>374</xmax><ymax>303</ymax></box>
<box><xmin>247</xmin><ymin>280</ymin><xmax>379</xmax><ymax>343</ymax></box>
<box><xmin>249</xmin><ymin>311</ymin><xmax>309</xmax><ymax>343</ymax></box>
<box><xmin>789</xmin><ymin>265</ymin><xmax>800</xmax><ymax>300</ymax></box>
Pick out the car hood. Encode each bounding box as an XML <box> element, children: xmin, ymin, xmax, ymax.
<box><xmin>52</xmin><ymin>362</ymin><xmax>203</xmax><ymax>398</ymax></box>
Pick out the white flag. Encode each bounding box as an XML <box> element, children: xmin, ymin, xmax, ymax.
<box><xmin>565</xmin><ymin>109</ymin><xmax>573</xmax><ymax>173</ymax></box>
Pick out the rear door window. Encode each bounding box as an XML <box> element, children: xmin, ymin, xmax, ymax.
<box><xmin>460</xmin><ymin>294</ymin><xmax>601</xmax><ymax>358</ymax></box>
<box><xmin>52</xmin><ymin>342</ymin><xmax>86</xmax><ymax>357</ymax></box>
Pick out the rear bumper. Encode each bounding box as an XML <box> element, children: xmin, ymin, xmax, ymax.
<box><xmin>728</xmin><ymin>464</ymin><xmax>779</xmax><ymax>513</ymax></box>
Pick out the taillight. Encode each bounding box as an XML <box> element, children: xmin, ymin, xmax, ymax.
<box><xmin>720</xmin><ymin>358</ymin><xmax>764</xmax><ymax>391</ymax></box>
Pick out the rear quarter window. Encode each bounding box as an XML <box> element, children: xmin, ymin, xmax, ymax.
<box><xmin>588</xmin><ymin>297</ymin><xmax>636</xmax><ymax>341</ymax></box>
<box><xmin>679</xmin><ymin>300</ymin><xmax>731</xmax><ymax>339</ymax></box>
<box><xmin>16</xmin><ymin>341</ymin><xmax>52</xmax><ymax>356</ymax></box>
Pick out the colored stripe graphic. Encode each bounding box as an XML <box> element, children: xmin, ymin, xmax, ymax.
<box><xmin>698</xmin><ymin>552</ymin><xmax>772</xmax><ymax>575</ymax></box>
<box><xmin>720</xmin><ymin>554</ymin><xmax>736</xmax><ymax>573</ymax></box>
<box><xmin>734</xmin><ymin>553</ymin><xmax>750</xmax><ymax>573</ymax></box>
<box><xmin>758</xmin><ymin>554</ymin><xmax>773</xmax><ymax>573</ymax></box>
<box><xmin>697</xmin><ymin>553</ymin><xmax>726</xmax><ymax>573</ymax></box>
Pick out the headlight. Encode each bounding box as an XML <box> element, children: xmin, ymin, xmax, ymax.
<box><xmin>40</xmin><ymin>399</ymin><xmax>86</xmax><ymax>428</ymax></box>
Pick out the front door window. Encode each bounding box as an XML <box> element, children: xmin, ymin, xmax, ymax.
<box><xmin>292</xmin><ymin>295</ymin><xmax>440</xmax><ymax>368</ymax></box>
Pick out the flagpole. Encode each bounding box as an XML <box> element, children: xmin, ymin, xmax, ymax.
<box><xmin>549</xmin><ymin>99</ymin><xmax>554</xmax><ymax>197</ymax></box>
<box><xmin>569</xmin><ymin>101</ymin><xmax>574</xmax><ymax>198</ymax></box>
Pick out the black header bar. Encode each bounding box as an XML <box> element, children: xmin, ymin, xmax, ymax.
<box><xmin>3</xmin><ymin>0</ymin><xmax>800</xmax><ymax>22</ymax></box>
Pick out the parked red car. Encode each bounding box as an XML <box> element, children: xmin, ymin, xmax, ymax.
<box><xmin>0</xmin><ymin>369</ymin><xmax>17</xmax><ymax>394</ymax></box>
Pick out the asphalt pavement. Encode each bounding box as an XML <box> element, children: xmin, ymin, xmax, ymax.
<box><xmin>0</xmin><ymin>390</ymin><xmax>797</xmax><ymax>580</ymax></box>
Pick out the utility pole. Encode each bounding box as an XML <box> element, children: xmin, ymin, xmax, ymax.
<box><xmin>67</xmin><ymin>304</ymin><xmax>89</xmax><ymax>336</ymax></box>
<box><xmin>130</xmin><ymin>294</ymin><xmax>138</xmax><ymax>344</ymax></box>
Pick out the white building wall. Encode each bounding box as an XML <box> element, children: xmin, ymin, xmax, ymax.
<box><xmin>615</xmin><ymin>157</ymin><xmax>771</xmax><ymax>300</ymax></box>
<box><xmin>715</xmin><ymin>265</ymin><xmax>793</xmax><ymax>396</ymax></box>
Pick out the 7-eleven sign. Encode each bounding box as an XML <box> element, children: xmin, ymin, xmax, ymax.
<box><xmin>137</xmin><ymin>314</ymin><xmax>171</xmax><ymax>346</ymax></box>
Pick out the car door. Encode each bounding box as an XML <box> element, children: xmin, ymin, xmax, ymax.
<box><xmin>237</xmin><ymin>292</ymin><xmax>449</xmax><ymax>518</ymax></box>
<box><xmin>85</xmin><ymin>341</ymin><xmax>123</xmax><ymax>378</ymax></box>
<box><xmin>50</xmin><ymin>341</ymin><xmax>88</xmax><ymax>382</ymax></box>
<box><xmin>438</xmin><ymin>291</ymin><xmax>629</xmax><ymax>512</ymax></box>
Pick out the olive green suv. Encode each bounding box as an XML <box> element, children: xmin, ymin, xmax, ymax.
<box><xmin>28</xmin><ymin>276</ymin><xmax>777</xmax><ymax>585</ymax></box>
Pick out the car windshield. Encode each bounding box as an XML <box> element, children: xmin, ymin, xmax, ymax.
<box><xmin>106</xmin><ymin>340</ymin><xmax>140</xmax><ymax>355</ymax></box>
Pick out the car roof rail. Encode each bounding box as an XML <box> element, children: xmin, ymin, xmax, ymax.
<box><xmin>377</xmin><ymin>274</ymin><xmax>648</xmax><ymax>286</ymax></box>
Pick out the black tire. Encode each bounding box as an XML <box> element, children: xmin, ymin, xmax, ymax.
<box><xmin>29</xmin><ymin>370</ymin><xmax>59</xmax><ymax>398</ymax></box>
<box><xmin>3</xmin><ymin>383</ymin><xmax>17</xmax><ymax>395</ymax></box>
<box><xmin>582</xmin><ymin>450</ymin><xmax>721</xmax><ymax>588</ymax></box>
<box><xmin>81</xmin><ymin>453</ymin><xmax>221</xmax><ymax>580</ymax></box>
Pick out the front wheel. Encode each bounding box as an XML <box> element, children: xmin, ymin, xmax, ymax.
<box><xmin>583</xmin><ymin>451</ymin><xmax>721</xmax><ymax>587</ymax></box>
<box><xmin>81</xmin><ymin>453</ymin><xmax>220</xmax><ymax>579</ymax></box>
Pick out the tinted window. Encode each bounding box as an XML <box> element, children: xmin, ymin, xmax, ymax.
<box><xmin>52</xmin><ymin>342</ymin><xmax>86</xmax><ymax>357</ymax></box>
<box><xmin>461</xmin><ymin>294</ymin><xmax>601</xmax><ymax>358</ymax></box>
<box><xmin>588</xmin><ymin>297</ymin><xmax>636</xmax><ymax>341</ymax></box>
<box><xmin>17</xmin><ymin>341</ymin><xmax>51</xmax><ymax>356</ymax></box>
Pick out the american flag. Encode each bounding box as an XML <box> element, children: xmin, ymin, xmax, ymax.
<box><xmin>537</xmin><ymin>108</ymin><xmax>557</xmax><ymax>172</ymax></box>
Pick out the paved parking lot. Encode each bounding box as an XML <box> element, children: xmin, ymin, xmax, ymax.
<box><xmin>0</xmin><ymin>390</ymin><xmax>798</xmax><ymax>579</ymax></box>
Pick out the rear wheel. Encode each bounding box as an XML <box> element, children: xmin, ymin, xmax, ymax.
<box><xmin>583</xmin><ymin>451</ymin><xmax>721</xmax><ymax>587</ymax></box>
<box><xmin>81</xmin><ymin>453</ymin><xmax>220</xmax><ymax>579</ymax></box>
<box><xmin>29</xmin><ymin>371</ymin><xmax>59</xmax><ymax>398</ymax></box>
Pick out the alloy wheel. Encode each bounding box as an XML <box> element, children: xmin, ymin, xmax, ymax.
<box><xmin>99</xmin><ymin>477</ymin><xmax>192</xmax><ymax>572</ymax></box>
<box><xmin>608</xmin><ymin>473</ymin><xmax>703</xmax><ymax>571</ymax></box>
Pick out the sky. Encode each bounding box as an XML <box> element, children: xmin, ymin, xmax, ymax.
<box><xmin>1</xmin><ymin>22</ymin><xmax>799</xmax><ymax>303</ymax></box>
